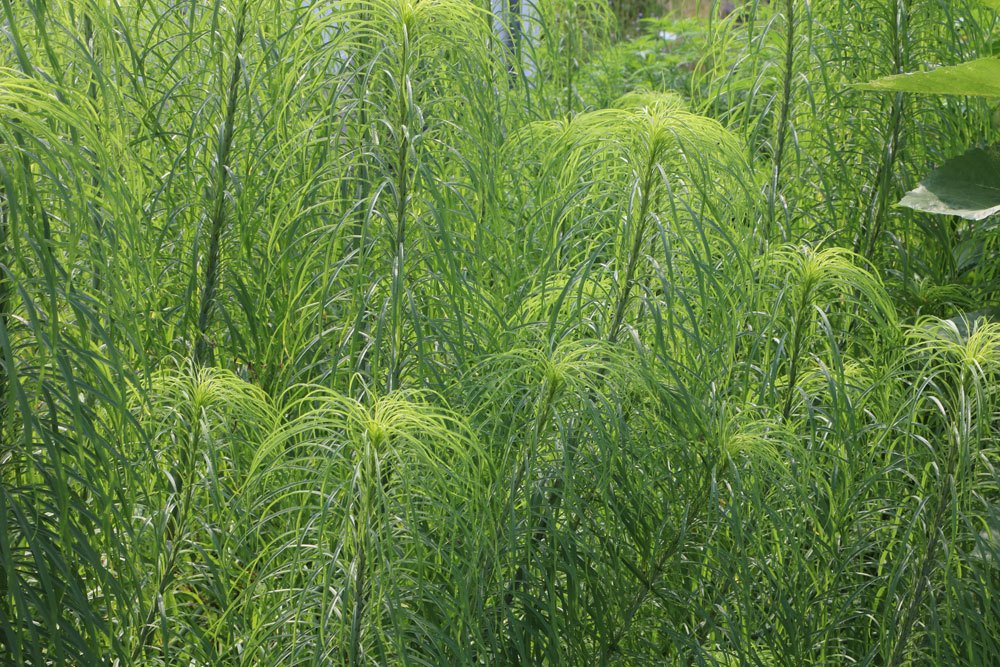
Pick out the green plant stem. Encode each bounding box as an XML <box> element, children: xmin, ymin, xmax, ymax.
<box><xmin>133</xmin><ymin>408</ymin><xmax>202</xmax><ymax>661</ymax></box>
<box><xmin>349</xmin><ymin>505</ymin><xmax>368</xmax><ymax>667</ymax></box>
<box><xmin>861</xmin><ymin>0</ymin><xmax>909</xmax><ymax>259</ymax></box>
<box><xmin>887</xmin><ymin>431</ymin><xmax>958</xmax><ymax>667</ymax></box>
<box><xmin>387</xmin><ymin>22</ymin><xmax>412</xmax><ymax>393</ymax></box>
<box><xmin>83</xmin><ymin>9</ymin><xmax>105</xmax><ymax>294</ymax></box>
<box><xmin>349</xmin><ymin>431</ymin><xmax>395</xmax><ymax>666</ymax></box>
<box><xmin>502</xmin><ymin>373</ymin><xmax>561</xmax><ymax>625</ymax></box>
<box><xmin>348</xmin><ymin>54</ymin><xmax>374</xmax><ymax>385</ymax></box>
<box><xmin>0</xmin><ymin>154</ymin><xmax>8</xmax><ymax>438</ymax></box>
<box><xmin>608</xmin><ymin>161</ymin><xmax>657</xmax><ymax>343</ymax></box>
<box><xmin>194</xmin><ymin>6</ymin><xmax>247</xmax><ymax>366</ymax></box>
<box><xmin>768</xmin><ymin>0</ymin><xmax>795</xmax><ymax>240</ymax></box>
<box><xmin>504</xmin><ymin>156</ymin><xmax>658</xmax><ymax>653</ymax></box>
<box><xmin>599</xmin><ymin>464</ymin><xmax>715</xmax><ymax>662</ymax></box>
<box><xmin>782</xmin><ymin>280</ymin><xmax>813</xmax><ymax>419</ymax></box>
<box><xmin>563</xmin><ymin>7</ymin><xmax>575</xmax><ymax>115</ymax></box>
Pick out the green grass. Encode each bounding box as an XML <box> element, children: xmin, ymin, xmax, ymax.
<box><xmin>0</xmin><ymin>0</ymin><xmax>998</xmax><ymax>664</ymax></box>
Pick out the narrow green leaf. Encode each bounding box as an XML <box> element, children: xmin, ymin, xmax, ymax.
<box><xmin>945</xmin><ymin>306</ymin><xmax>1000</xmax><ymax>338</ymax></box>
<box><xmin>899</xmin><ymin>147</ymin><xmax>1000</xmax><ymax>221</ymax></box>
<box><xmin>860</xmin><ymin>58</ymin><xmax>1000</xmax><ymax>97</ymax></box>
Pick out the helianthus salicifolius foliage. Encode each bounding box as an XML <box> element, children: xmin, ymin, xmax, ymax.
<box><xmin>0</xmin><ymin>0</ymin><xmax>998</xmax><ymax>665</ymax></box>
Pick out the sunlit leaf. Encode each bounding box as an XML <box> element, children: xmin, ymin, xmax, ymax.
<box><xmin>860</xmin><ymin>58</ymin><xmax>1000</xmax><ymax>97</ymax></box>
<box><xmin>946</xmin><ymin>306</ymin><xmax>1000</xmax><ymax>338</ymax></box>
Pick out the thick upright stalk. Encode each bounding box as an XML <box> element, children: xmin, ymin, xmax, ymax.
<box><xmin>607</xmin><ymin>162</ymin><xmax>657</xmax><ymax>343</ymax></box>
<box><xmin>387</xmin><ymin>25</ymin><xmax>412</xmax><ymax>392</ymax></box>
<box><xmin>768</xmin><ymin>0</ymin><xmax>795</xmax><ymax>240</ymax></box>
<box><xmin>886</xmin><ymin>466</ymin><xmax>952</xmax><ymax>667</ymax></box>
<box><xmin>563</xmin><ymin>8</ymin><xmax>575</xmax><ymax>115</ymax></box>
<box><xmin>133</xmin><ymin>413</ymin><xmax>202</xmax><ymax>660</ymax></box>
<box><xmin>860</xmin><ymin>0</ymin><xmax>908</xmax><ymax>259</ymax></box>
<box><xmin>348</xmin><ymin>44</ymin><xmax>374</xmax><ymax>384</ymax></box>
<box><xmin>782</xmin><ymin>282</ymin><xmax>812</xmax><ymax>419</ymax></box>
<box><xmin>194</xmin><ymin>7</ymin><xmax>247</xmax><ymax>366</ymax></box>
<box><xmin>83</xmin><ymin>10</ymin><xmax>105</xmax><ymax>293</ymax></box>
<box><xmin>491</xmin><ymin>0</ymin><xmax>516</xmax><ymax>50</ymax></box>
<box><xmin>348</xmin><ymin>433</ymin><xmax>392</xmax><ymax>665</ymax></box>
<box><xmin>348</xmin><ymin>535</ymin><xmax>367</xmax><ymax>666</ymax></box>
<box><xmin>502</xmin><ymin>374</ymin><xmax>561</xmax><ymax>660</ymax></box>
<box><xmin>0</xmin><ymin>154</ymin><xmax>9</xmax><ymax>435</ymax></box>
<box><xmin>887</xmin><ymin>389</ymin><xmax>962</xmax><ymax>667</ymax></box>
<box><xmin>599</xmin><ymin>467</ymin><xmax>715</xmax><ymax>662</ymax></box>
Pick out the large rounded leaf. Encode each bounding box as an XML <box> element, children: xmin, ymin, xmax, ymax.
<box><xmin>899</xmin><ymin>147</ymin><xmax>1000</xmax><ymax>222</ymax></box>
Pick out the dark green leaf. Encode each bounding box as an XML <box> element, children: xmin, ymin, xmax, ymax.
<box><xmin>952</xmin><ymin>237</ymin><xmax>985</xmax><ymax>273</ymax></box>
<box><xmin>899</xmin><ymin>147</ymin><xmax>1000</xmax><ymax>221</ymax></box>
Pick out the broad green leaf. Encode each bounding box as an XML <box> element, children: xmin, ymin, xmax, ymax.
<box><xmin>899</xmin><ymin>147</ymin><xmax>1000</xmax><ymax>221</ymax></box>
<box><xmin>860</xmin><ymin>58</ymin><xmax>1000</xmax><ymax>97</ymax></box>
<box><xmin>953</xmin><ymin>237</ymin><xmax>985</xmax><ymax>273</ymax></box>
<box><xmin>980</xmin><ymin>0</ymin><xmax>1000</xmax><ymax>9</ymax></box>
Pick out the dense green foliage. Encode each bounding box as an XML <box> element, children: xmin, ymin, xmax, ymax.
<box><xmin>1</xmin><ymin>1</ymin><xmax>998</xmax><ymax>664</ymax></box>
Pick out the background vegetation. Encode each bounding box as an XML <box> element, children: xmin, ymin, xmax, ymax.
<box><xmin>0</xmin><ymin>0</ymin><xmax>998</xmax><ymax>665</ymax></box>
<box><xmin>613</xmin><ymin>0</ymin><xmax>711</xmax><ymax>30</ymax></box>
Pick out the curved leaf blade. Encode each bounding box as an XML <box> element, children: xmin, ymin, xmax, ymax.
<box><xmin>860</xmin><ymin>58</ymin><xmax>1000</xmax><ymax>97</ymax></box>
